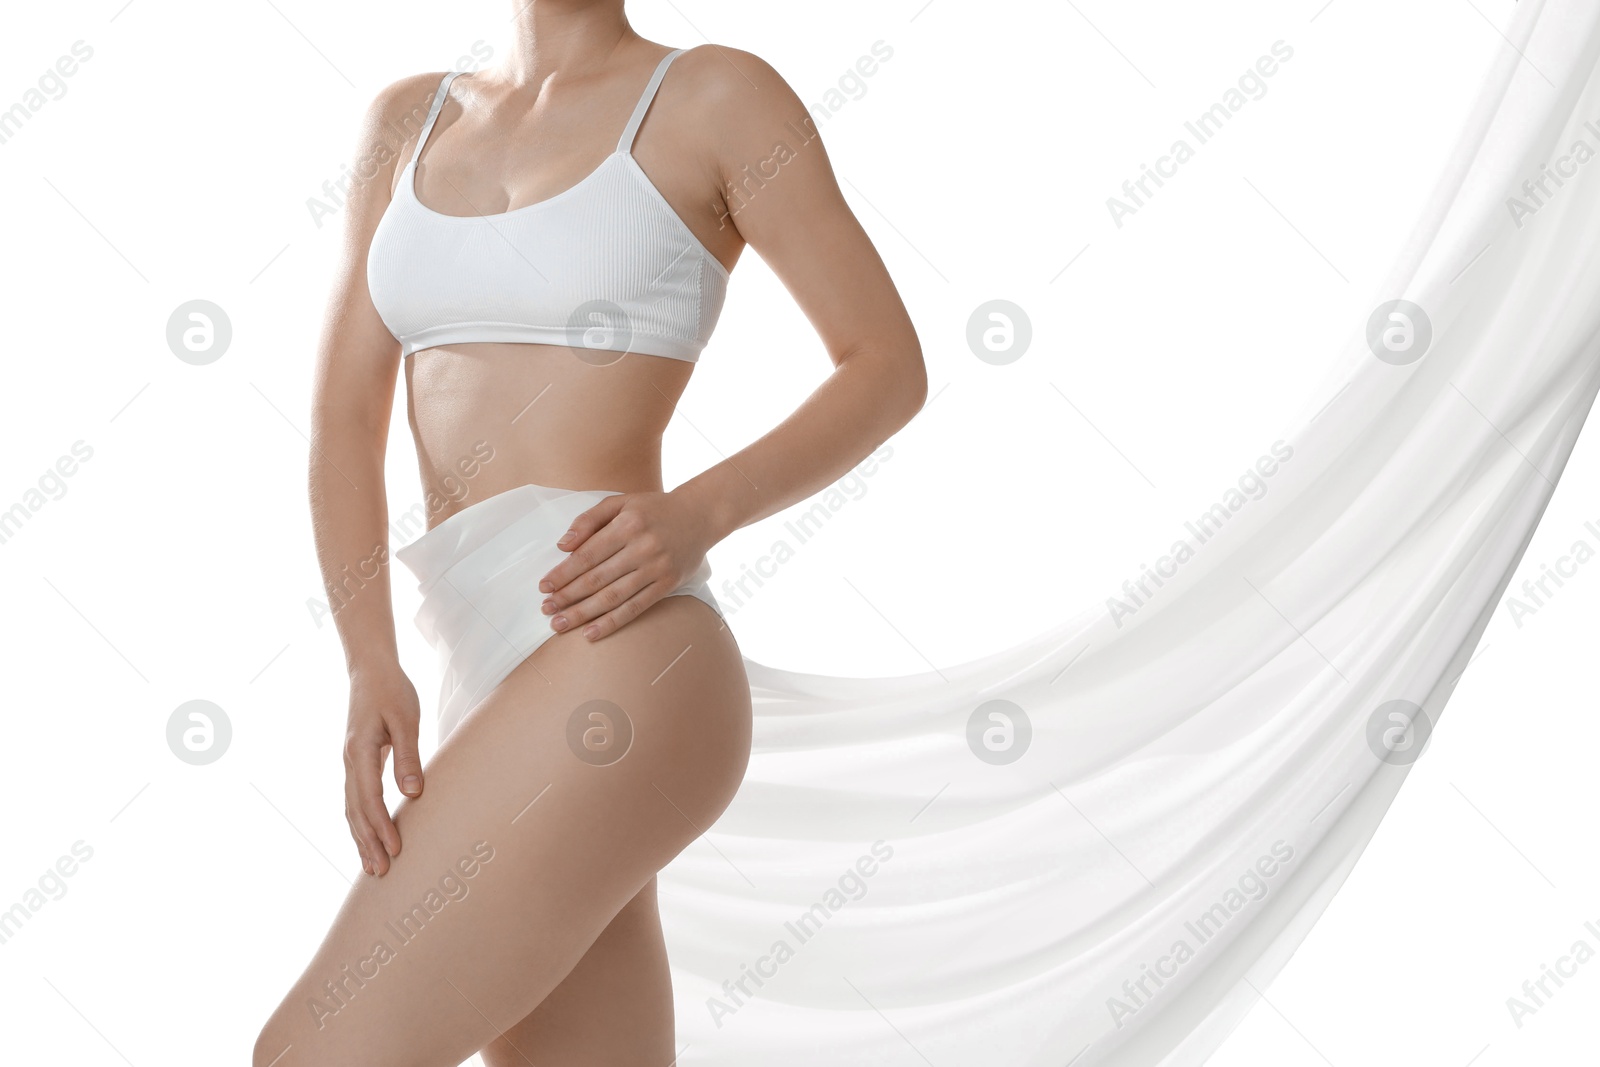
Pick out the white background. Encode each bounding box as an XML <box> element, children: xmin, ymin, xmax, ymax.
<box><xmin>0</xmin><ymin>0</ymin><xmax>1595</xmax><ymax>1064</ymax></box>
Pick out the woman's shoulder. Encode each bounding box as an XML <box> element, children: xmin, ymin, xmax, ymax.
<box><xmin>668</xmin><ymin>43</ymin><xmax>789</xmax><ymax>96</ymax></box>
<box><xmin>365</xmin><ymin>70</ymin><xmax>456</xmax><ymax>134</ymax></box>
<box><xmin>661</xmin><ymin>43</ymin><xmax>810</xmax><ymax>141</ymax></box>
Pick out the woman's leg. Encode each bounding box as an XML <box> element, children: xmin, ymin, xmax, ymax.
<box><xmin>479</xmin><ymin>877</ymin><xmax>675</xmax><ymax>1067</ymax></box>
<box><xmin>253</xmin><ymin>596</ymin><xmax>750</xmax><ymax>1067</ymax></box>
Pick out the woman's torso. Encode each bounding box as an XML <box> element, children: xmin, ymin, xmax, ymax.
<box><xmin>369</xmin><ymin>46</ymin><xmax>739</xmax><ymax>526</ymax></box>
<box><xmin>402</xmin><ymin>340</ymin><xmax>693</xmax><ymax>514</ymax></box>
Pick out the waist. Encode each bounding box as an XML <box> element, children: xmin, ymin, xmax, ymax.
<box><xmin>404</xmin><ymin>342</ymin><xmax>687</xmax><ymax>528</ymax></box>
<box><xmin>411</xmin><ymin>459</ymin><xmax>665</xmax><ymax>533</ymax></box>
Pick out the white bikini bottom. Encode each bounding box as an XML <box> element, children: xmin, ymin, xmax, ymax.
<box><xmin>392</xmin><ymin>481</ymin><xmax>721</xmax><ymax>740</ymax></box>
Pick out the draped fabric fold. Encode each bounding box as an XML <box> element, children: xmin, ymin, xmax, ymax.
<box><xmin>655</xmin><ymin>1</ymin><xmax>1600</xmax><ymax>1062</ymax></box>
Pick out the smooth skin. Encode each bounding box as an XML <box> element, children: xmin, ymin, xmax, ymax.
<box><xmin>257</xmin><ymin>0</ymin><xmax>925</xmax><ymax>1062</ymax></box>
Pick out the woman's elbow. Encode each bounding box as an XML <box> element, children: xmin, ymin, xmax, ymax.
<box><xmin>895</xmin><ymin>341</ymin><xmax>929</xmax><ymax>421</ymax></box>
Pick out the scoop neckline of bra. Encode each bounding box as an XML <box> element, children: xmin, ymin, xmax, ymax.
<box><xmin>404</xmin><ymin>149</ymin><xmax>625</xmax><ymax>222</ymax></box>
<box><xmin>401</xmin><ymin>150</ymin><xmax>731</xmax><ymax>280</ymax></box>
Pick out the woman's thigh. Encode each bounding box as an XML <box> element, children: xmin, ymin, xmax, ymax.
<box><xmin>479</xmin><ymin>876</ymin><xmax>673</xmax><ymax>1067</ymax></box>
<box><xmin>254</xmin><ymin>595</ymin><xmax>750</xmax><ymax>1067</ymax></box>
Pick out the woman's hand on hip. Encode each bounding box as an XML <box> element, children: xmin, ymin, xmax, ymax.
<box><xmin>343</xmin><ymin>666</ymin><xmax>424</xmax><ymax>877</ymax></box>
<box><xmin>539</xmin><ymin>489</ymin><xmax>716</xmax><ymax>641</ymax></box>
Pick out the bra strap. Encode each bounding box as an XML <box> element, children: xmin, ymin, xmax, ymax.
<box><xmin>410</xmin><ymin>71</ymin><xmax>464</xmax><ymax>168</ymax></box>
<box><xmin>616</xmin><ymin>48</ymin><xmax>685</xmax><ymax>154</ymax></box>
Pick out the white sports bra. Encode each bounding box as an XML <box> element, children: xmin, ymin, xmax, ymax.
<box><xmin>367</xmin><ymin>48</ymin><xmax>730</xmax><ymax>362</ymax></box>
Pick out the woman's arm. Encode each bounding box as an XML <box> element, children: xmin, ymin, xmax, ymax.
<box><xmin>308</xmin><ymin>73</ymin><xmax>441</xmax><ymax>877</ymax></box>
<box><xmin>675</xmin><ymin>46</ymin><xmax>928</xmax><ymax>540</ymax></box>
<box><xmin>539</xmin><ymin>46</ymin><xmax>927</xmax><ymax>638</ymax></box>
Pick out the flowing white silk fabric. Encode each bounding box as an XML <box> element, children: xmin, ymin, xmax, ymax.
<box><xmin>650</xmin><ymin>2</ymin><xmax>1600</xmax><ymax>1063</ymax></box>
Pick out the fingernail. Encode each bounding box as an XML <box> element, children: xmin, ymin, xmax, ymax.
<box><xmin>558</xmin><ymin>530</ymin><xmax>575</xmax><ymax>544</ymax></box>
<box><xmin>553</xmin><ymin>615</ymin><xmax>569</xmax><ymax>631</ymax></box>
<box><xmin>363</xmin><ymin>861</ymin><xmax>373</xmax><ymax>876</ymax></box>
<box><xmin>583</xmin><ymin>625</ymin><xmax>599</xmax><ymax>639</ymax></box>
<box><xmin>539</xmin><ymin>579</ymin><xmax>552</xmax><ymax>593</ymax></box>
<box><xmin>403</xmin><ymin>775</ymin><xmax>420</xmax><ymax>793</ymax></box>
